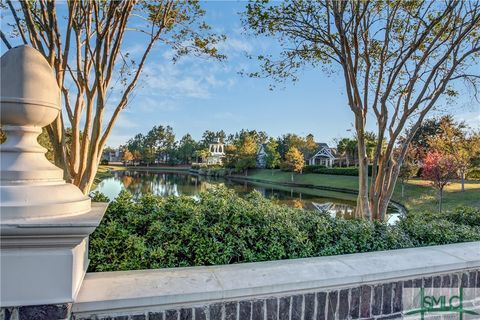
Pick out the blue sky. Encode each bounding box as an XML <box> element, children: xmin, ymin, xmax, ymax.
<box><xmin>2</xmin><ymin>1</ymin><xmax>479</xmax><ymax>147</ymax></box>
<box><xmin>108</xmin><ymin>1</ymin><xmax>354</xmax><ymax>147</ymax></box>
<box><xmin>109</xmin><ymin>1</ymin><xmax>478</xmax><ymax>147</ymax></box>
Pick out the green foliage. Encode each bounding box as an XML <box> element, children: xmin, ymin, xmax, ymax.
<box><xmin>174</xmin><ymin>134</ymin><xmax>198</xmax><ymax>164</ymax></box>
<box><xmin>282</xmin><ymin>147</ymin><xmax>305</xmax><ymax>173</ymax></box>
<box><xmin>90</xmin><ymin>191</ymin><xmax>111</xmax><ymax>203</ymax></box>
<box><xmin>466</xmin><ymin>167</ymin><xmax>480</xmax><ymax>180</ymax></box>
<box><xmin>89</xmin><ymin>188</ymin><xmax>480</xmax><ymax>272</ymax></box>
<box><xmin>398</xmin><ymin>161</ymin><xmax>418</xmax><ymax>184</ymax></box>
<box><xmin>235</xmin><ymin>134</ymin><xmax>258</xmax><ymax>173</ymax></box>
<box><xmin>198</xmin><ymin>167</ymin><xmax>227</xmax><ymax>177</ymax></box>
<box><xmin>303</xmin><ymin>165</ymin><xmax>327</xmax><ymax>173</ymax></box>
<box><xmin>398</xmin><ymin>207</ymin><xmax>480</xmax><ymax>246</ymax></box>
<box><xmin>264</xmin><ymin>138</ymin><xmax>281</xmax><ymax>169</ymax></box>
<box><xmin>303</xmin><ymin>166</ymin><xmax>376</xmax><ymax>176</ymax></box>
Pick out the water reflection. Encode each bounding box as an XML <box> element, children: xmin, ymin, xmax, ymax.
<box><xmin>93</xmin><ymin>170</ymin><xmax>400</xmax><ymax>223</ymax></box>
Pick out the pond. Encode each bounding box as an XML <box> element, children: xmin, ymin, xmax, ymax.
<box><xmin>93</xmin><ymin>170</ymin><xmax>401</xmax><ymax>224</ymax></box>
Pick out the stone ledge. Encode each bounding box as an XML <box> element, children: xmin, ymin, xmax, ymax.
<box><xmin>73</xmin><ymin>242</ymin><xmax>480</xmax><ymax>315</ymax></box>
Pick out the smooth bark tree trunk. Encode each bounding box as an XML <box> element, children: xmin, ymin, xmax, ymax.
<box><xmin>439</xmin><ymin>189</ymin><xmax>443</xmax><ymax>212</ymax></box>
<box><xmin>461</xmin><ymin>171</ymin><xmax>465</xmax><ymax>192</ymax></box>
<box><xmin>355</xmin><ymin>120</ymin><xmax>371</xmax><ymax>220</ymax></box>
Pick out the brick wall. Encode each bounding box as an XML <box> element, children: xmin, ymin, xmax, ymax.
<box><xmin>68</xmin><ymin>269</ymin><xmax>480</xmax><ymax>320</ymax></box>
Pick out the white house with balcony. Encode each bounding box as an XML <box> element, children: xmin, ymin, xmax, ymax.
<box><xmin>206</xmin><ymin>137</ymin><xmax>225</xmax><ymax>165</ymax></box>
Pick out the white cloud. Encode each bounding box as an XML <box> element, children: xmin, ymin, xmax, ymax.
<box><xmin>218</xmin><ymin>38</ymin><xmax>253</xmax><ymax>54</ymax></box>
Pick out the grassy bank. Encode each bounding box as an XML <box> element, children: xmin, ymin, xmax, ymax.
<box><xmin>243</xmin><ymin>169</ymin><xmax>480</xmax><ymax>213</ymax></box>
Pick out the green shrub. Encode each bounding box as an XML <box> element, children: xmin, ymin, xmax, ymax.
<box><xmin>100</xmin><ymin>159</ymin><xmax>109</xmax><ymax>165</ymax></box>
<box><xmin>303</xmin><ymin>165</ymin><xmax>327</xmax><ymax>173</ymax></box>
<box><xmin>398</xmin><ymin>207</ymin><xmax>480</xmax><ymax>246</ymax></box>
<box><xmin>304</xmin><ymin>166</ymin><xmax>360</xmax><ymax>176</ymax></box>
<box><xmin>191</xmin><ymin>163</ymin><xmax>208</xmax><ymax>169</ymax></box>
<box><xmin>466</xmin><ymin>167</ymin><xmax>480</xmax><ymax>180</ymax></box>
<box><xmin>303</xmin><ymin>165</ymin><xmax>378</xmax><ymax>176</ymax></box>
<box><xmin>89</xmin><ymin>188</ymin><xmax>480</xmax><ymax>271</ymax></box>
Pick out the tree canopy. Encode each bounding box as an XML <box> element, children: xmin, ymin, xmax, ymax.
<box><xmin>244</xmin><ymin>0</ymin><xmax>480</xmax><ymax>220</ymax></box>
<box><xmin>3</xmin><ymin>0</ymin><xmax>225</xmax><ymax>193</ymax></box>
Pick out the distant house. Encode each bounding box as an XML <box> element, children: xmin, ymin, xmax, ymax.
<box><xmin>308</xmin><ymin>143</ymin><xmax>336</xmax><ymax>167</ymax></box>
<box><xmin>102</xmin><ymin>148</ymin><xmax>123</xmax><ymax>163</ymax></box>
<box><xmin>331</xmin><ymin>149</ymin><xmax>356</xmax><ymax>167</ymax></box>
<box><xmin>256</xmin><ymin>144</ymin><xmax>267</xmax><ymax>168</ymax></box>
<box><xmin>206</xmin><ymin>138</ymin><xmax>225</xmax><ymax>165</ymax></box>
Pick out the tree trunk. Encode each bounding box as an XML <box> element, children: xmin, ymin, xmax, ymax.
<box><xmin>439</xmin><ymin>189</ymin><xmax>443</xmax><ymax>212</ymax></box>
<box><xmin>461</xmin><ymin>170</ymin><xmax>465</xmax><ymax>192</ymax></box>
<box><xmin>291</xmin><ymin>173</ymin><xmax>294</xmax><ymax>182</ymax></box>
<box><xmin>355</xmin><ymin>121</ymin><xmax>371</xmax><ymax>220</ymax></box>
<box><xmin>401</xmin><ymin>183</ymin><xmax>404</xmax><ymax>198</ymax></box>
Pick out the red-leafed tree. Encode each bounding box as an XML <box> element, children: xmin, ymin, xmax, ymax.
<box><xmin>422</xmin><ymin>151</ymin><xmax>458</xmax><ymax>212</ymax></box>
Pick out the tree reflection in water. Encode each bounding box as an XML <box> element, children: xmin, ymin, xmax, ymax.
<box><xmin>94</xmin><ymin>170</ymin><xmax>400</xmax><ymax>222</ymax></box>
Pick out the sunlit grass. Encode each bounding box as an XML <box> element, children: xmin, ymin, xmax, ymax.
<box><xmin>247</xmin><ymin>169</ymin><xmax>480</xmax><ymax>213</ymax></box>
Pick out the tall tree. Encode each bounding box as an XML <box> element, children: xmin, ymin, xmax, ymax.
<box><xmin>122</xmin><ymin>149</ymin><xmax>134</xmax><ymax>166</ymax></box>
<box><xmin>235</xmin><ymin>134</ymin><xmax>258</xmax><ymax>176</ymax></box>
<box><xmin>245</xmin><ymin>0</ymin><xmax>480</xmax><ymax>220</ymax></box>
<box><xmin>283</xmin><ymin>146</ymin><xmax>305</xmax><ymax>182</ymax></box>
<box><xmin>126</xmin><ymin>133</ymin><xmax>145</xmax><ymax>162</ymax></box>
<box><xmin>278</xmin><ymin>133</ymin><xmax>305</xmax><ymax>159</ymax></box>
<box><xmin>4</xmin><ymin>1</ymin><xmax>224</xmax><ymax>193</ymax></box>
<box><xmin>337</xmin><ymin>138</ymin><xmax>357</xmax><ymax>167</ymax></box>
<box><xmin>397</xmin><ymin>149</ymin><xmax>417</xmax><ymax>198</ymax></box>
<box><xmin>176</xmin><ymin>134</ymin><xmax>198</xmax><ymax>164</ymax></box>
<box><xmin>264</xmin><ymin>138</ymin><xmax>281</xmax><ymax>175</ymax></box>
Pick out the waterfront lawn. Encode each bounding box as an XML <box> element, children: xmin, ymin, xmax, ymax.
<box><xmin>246</xmin><ymin>169</ymin><xmax>480</xmax><ymax>213</ymax></box>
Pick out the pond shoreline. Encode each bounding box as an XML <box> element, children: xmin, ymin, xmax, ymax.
<box><xmin>220</xmin><ymin>173</ymin><xmax>408</xmax><ymax>216</ymax></box>
<box><xmin>109</xmin><ymin>166</ymin><xmax>407</xmax><ymax>216</ymax></box>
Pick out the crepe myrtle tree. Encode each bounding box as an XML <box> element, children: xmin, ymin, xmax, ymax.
<box><xmin>244</xmin><ymin>0</ymin><xmax>480</xmax><ymax>220</ymax></box>
<box><xmin>2</xmin><ymin>0</ymin><xmax>225</xmax><ymax>193</ymax></box>
<box><xmin>422</xmin><ymin>151</ymin><xmax>459</xmax><ymax>212</ymax></box>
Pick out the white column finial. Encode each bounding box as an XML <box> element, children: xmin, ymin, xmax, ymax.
<box><xmin>0</xmin><ymin>45</ymin><xmax>91</xmax><ymax>220</ymax></box>
<box><xmin>1</xmin><ymin>45</ymin><xmax>107</xmax><ymax>308</ymax></box>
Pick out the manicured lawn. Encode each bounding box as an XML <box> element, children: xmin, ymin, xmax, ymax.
<box><xmin>246</xmin><ymin>169</ymin><xmax>480</xmax><ymax>213</ymax></box>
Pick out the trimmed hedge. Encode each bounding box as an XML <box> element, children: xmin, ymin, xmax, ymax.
<box><xmin>304</xmin><ymin>165</ymin><xmax>375</xmax><ymax>176</ymax></box>
<box><xmin>89</xmin><ymin>188</ymin><xmax>480</xmax><ymax>272</ymax></box>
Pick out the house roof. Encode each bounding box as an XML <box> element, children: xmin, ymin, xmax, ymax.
<box><xmin>309</xmin><ymin>143</ymin><xmax>336</xmax><ymax>160</ymax></box>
